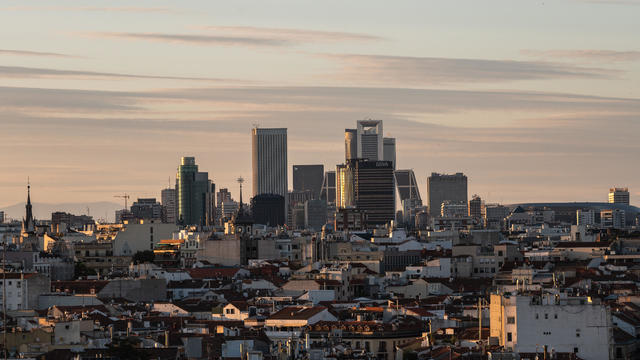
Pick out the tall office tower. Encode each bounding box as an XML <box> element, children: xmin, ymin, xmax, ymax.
<box><xmin>427</xmin><ymin>172</ymin><xmax>468</xmax><ymax>218</ymax></box>
<box><xmin>305</xmin><ymin>199</ymin><xmax>328</xmax><ymax>231</ymax></box>
<box><xmin>320</xmin><ymin>171</ymin><xmax>336</xmax><ymax>205</ymax></box>
<box><xmin>357</xmin><ymin>120</ymin><xmax>383</xmax><ymax>161</ymax></box>
<box><xmin>336</xmin><ymin>163</ymin><xmax>355</xmax><ymax>208</ymax></box>
<box><xmin>215</xmin><ymin>188</ymin><xmax>231</xmax><ymax>221</ymax></box>
<box><xmin>130</xmin><ymin>198</ymin><xmax>163</xmax><ymax>220</ymax></box>
<box><xmin>252</xmin><ymin>128</ymin><xmax>288</xmax><ymax>202</ymax></box>
<box><xmin>161</xmin><ymin>188</ymin><xmax>177</xmax><ymax>224</ymax></box>
<box><xmin>395</xmin><ymin>170</ymin><xmax>422</xmax><ymax>205</ymax></box>
<box><xmin>251</xmin><ymin>194</ymin><xmax>286</xmax><ymax>227</ymax></box>
<box><xmin>345</xmin><ymin>129</ymin><xmax>358</xmax><ymax>161</ymax></box>
<box><xmin>354</xmin><ymin>159</ymin><xmax>395</xmax><ymax>226</ymax></box>
<box><xmin>395</xmin><ymin>169</ymin><xmax>422</xmax><ymax>225</ymax></box>
<box><xmin>469</xmin><ymin>194</ymin><xmax>483</xmax><ymax>219</ymax></box>
<box><xmin>293</xmin><ymin>164</ymin><xmax>324</xmax><ymax>199</ymax></box>
<box><xmin>176</xmin><ymin>156</ymin><xmax>213</xmax><ymax>226</ymax></box>
<box><xmin>609</xmin><ymin>187</ymin><xmax>630</xmax><ymax>205</ymax></box>
<box><xmin>383</xmin><ymin>137</ymin><xmax>396</xmax><ymax>169</ymax></box>
<box><xmin>0</xmin><ymin>211</ymin><xmax>4</xmax><ymax>223</ymax></box>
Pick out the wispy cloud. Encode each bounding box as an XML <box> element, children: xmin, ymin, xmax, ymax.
<box><xmin>320</xmin><ymin>54</ymin><xmax>617</xmax><ymax>85</ymax></box>
<box><xmin>200</xmin><ymin>25</ymin><xmax>383</xmax><ymax>42</ymax></box>
<box><xmin>90</xmin><ymin>32</ymin><xmax>288</xmax><ymax>47</ymax></box>
<box><xmin>0</xmin><ymin>49</ymin><xmax>79</xmax><ymax>58</ymax></box>
<box><xmin>87</xmin><ymin>26</ymin><xmax>381</xmax><ymax>48</ymax></box>
<box><xmin>0</xmin><ymin>65</ymin><xmax>246</xmax><ymax>83</ymax></box>
<box><xmin>3</xmin><ymin>6</ymin><xmax>177</xmax><ymax>13</ymax></box>
<box><xmin>522</xmin><ymin>49</ymin><xmax>640</xmax><ymax>63</ymax></box>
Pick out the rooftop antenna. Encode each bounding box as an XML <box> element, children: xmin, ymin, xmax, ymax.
<box><xmin>237</xmin><ymin>177</ymin><xmax>245</xmax><ymax>207</ymax></box>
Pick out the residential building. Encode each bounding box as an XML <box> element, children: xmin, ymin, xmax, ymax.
<box><xmin>601</xmin><ymin>209</ymin><xmax>626</xmax><ymax>229</ymax></box>
<box><xmin>490</xmin><ymin>293</ymin><xmax>613</xmax><ymax>360</ymax></box>
<box><xmin>161</xmin><ymin>187</ymin><xmax>177</xmax><ymax>224</ymax></box>
<box><xmin>130</xmin><ymin>198</ymin><xmax>163</xmax><ymax>221</ymax></box>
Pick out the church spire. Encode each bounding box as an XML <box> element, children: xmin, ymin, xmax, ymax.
<box><xmin>23</xmin><ymin>178</ymin><xmax>34</xmax><ymax>233</ymax></box>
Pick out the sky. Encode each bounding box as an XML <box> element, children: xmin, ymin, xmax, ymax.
<box><xmin>1</xmin><ymin>0</ymin><xmax>639</xmax><ymax>209</ymax></box>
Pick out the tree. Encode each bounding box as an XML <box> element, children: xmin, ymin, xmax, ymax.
<box><xmin>74</xmin><ymin>262</ymin><xmax>96</xmax><ymax>278</ymax></box>
<box><xmin>132</xmin><ymin>250</ymin><xmax>155</xmax><ymax>264</ymax></box>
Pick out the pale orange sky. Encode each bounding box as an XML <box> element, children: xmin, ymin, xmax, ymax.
<box><xmin>1</xmin><ymin>0</ymin><xmax>639</xmax><ymax>208</ymax></box>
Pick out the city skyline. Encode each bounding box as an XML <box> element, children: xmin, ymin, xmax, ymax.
<box><xmin>1</xmin><ymin>0</ymin><xmax>639</xmax><ymax>208</ymax></box>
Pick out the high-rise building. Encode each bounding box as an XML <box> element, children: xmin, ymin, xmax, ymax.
<box><xmin>0</xmin><ymin>211</ymin><xmax>4</xmax><ymax>223</ymax></box>
<box><xmin>357</xmin><ymin>120</ymin><xmax>383</xmax><ymax>161</ymax></box>
<box><xmin>383</xmin><ymin>137</ymin><xmax>396</xmax><ymax>169</ymax></box>
<box><xmin>427</xmin><ymin>172</ymin><xmax>468</xmax><ymax>218</ymax></box>
<box><xmin>336</xmin><ymin>163</ymin><xmax>355</xmax><ymax>209</ymax></box>
<box><xmin>161</xmin><ymin>188</ymin><xmax>177</xmax><ymax>224</ymax></box>
<box><xmin>344</xmin><ymin>129</ymin><xmax>358</xmax><ymax>161</ymax></box>
<box><xmin>353</xmin><ymin>159</ymin><xmax>395</xmax><ymax>226</ymax></box>
<box><xmin>320</xmin><ymin>171</ymin><xmax>336</xmax><ymax>205</ymax></box>
<box><xmin>251</xmin><ymin>194</ymin><xmax>286</xmax><ymax>227</ymax></box>
<box><xmin>608</xmin><ymin>187</ymin><xmax>630</xmax><ymax>205</ymax></box>
<box><xmin>130</xmin><ymin>198</ymin><xmax>163</xmax><ymax>221</ymax></box>
<box><xmin>252</xmin><ymin>128</ymin><xmax>288</xmax><ymax>217</ymax></box>
<box><xmin>305</xmin><ymin>199</ymin><xmax>327</xmax><ymax>231</ymax></box>
<box><xmin>176</xmin><ymin>156</ymin><xmax>214</xmax><ymax>226</ymax></box>
<box><xmin>395</xmin><ymin>169</ymin><xmax>421</xmax><ymax>205</ymax></box>
<box><xmin>292</xmin><ymin>164</ymin><xmax>324</xmax><ymax>199</ymax></box>
<box><xmin>469</xmin><ymin>194</ymin><xmax>483</xmax><ymax>219</ymax></box>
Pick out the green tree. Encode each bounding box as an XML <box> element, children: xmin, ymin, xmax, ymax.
<box><xmin>132</xmin><ymin>250</ymin><xmax>155</xmax><ymax>264</ymax></box>
<box><xmin>74</xmin><ymin>262</ymin><xmax>97</xmax><ymax>278</ymax></box>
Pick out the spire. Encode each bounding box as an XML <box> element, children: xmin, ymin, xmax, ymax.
<box><xmin>23</xmin><ymin>178</ymin><xmax>34</xmax><ymax>233</ymax></box>
<box><xmin>237</xmin><ymin>176</ymin><xmax>245</xmax><ymax>209</ymax></box>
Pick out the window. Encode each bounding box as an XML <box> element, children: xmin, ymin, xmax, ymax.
<box><xmin>554</xmin><ymin>314</ymin><xmax>558</xmax><ymax>319</ymax></box>
<box><xmin>535</xmin><ymin>313</ymin><xmax>539</xmax><ymax>319</ymax></box>
<box><xmin>507</xmin><ymin>317</ymin><xmax>515</xmax><ymax>324</ymax></box>
<box><xmin>574</xmin><ymin>347</ymin><xmax>579</xmax><ymax>353</ymax></box>
<box><xmin>507</xmin><ymin>332</ymin><xmax>512</xmax><ymax>342</ymax></box>
<box><xmin>544</xmin><ymin>313</ymin><xmax>548</xmax><ymax>319</ymax></box>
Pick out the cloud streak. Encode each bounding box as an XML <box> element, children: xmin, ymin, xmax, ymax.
<box><xmin>0</xmin><ymin>65</ymin><xmax>244</xmax><ymax>83</ymax></box>
<box><xmin>0</xmin><ymin>49</ymin><xmax>79</xmax><ymax>58</ymax></box>
<box><xmin>91</xmin><ymin>32</ymin><xmax>288</xmax><ymax>47</ymax></box>
<box><xmin>200</xmin><ymin>25</ymin><xmax>383</xmax><ymax>42</ymax></box>
<box><xmin>321</xmin><ymin>54</ymin><xmax>618</xmax><ymax>85</ymax></box>
<box><xmin>522</xmin><ymin>49</ymin><xmax>640</xmax><ymax>63</ymax></box>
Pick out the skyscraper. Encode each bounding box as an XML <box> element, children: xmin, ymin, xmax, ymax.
<box><xmin>609</xmin><ymin>187</ymin><xmax>630</xmax><ymax>205</ymax></box>
<box><xmin>395</xmin><ymin>170</ymin><xmax>421</xmax><ymax>204</ymax></box>
<box><xmin>336</xmin><ymin>163</ymin><xmax>356</xmax><ymax>209</ymax></box>
<box><xmin>344</xmin><ymin>129</ymin><xmax>358</xmax><ymax>161</ymax></box>
<box><xmin>176</xmin><ymin>156</ymin><xmax>213</xmax><ymax>226</ymax></box>
<box><xmin>357</xmin><ymin>120</ymin><xmax>383</xmax><ymax>161</ymax></box>
<box><xmin>383</xmin><ymin>137</ymin><xmax>396</xmax><ymax>169</ymax></box>
<box><xmin>292</xmin><ymin>164</ymin><xmax>324</xmax><ymax>199</ymax></box>
<box><xmin>252</xmin><ymin>128</ymin><xmax>288</xmax><ymax>201</ymax></box>
<box><xmin>161</xmin><ymin>188</ymin><xmax>177</xmax><ymax>224</ymax></box>
<box><xmin>320</xmin><ymin>171</ymin><xmax>336</xmax><ymax>205</ymax></box>
<box><xmin>354</xmin><ymin>159</ymin><xmax>395</xmax><ymax>226</ymax></box>
<box><xmin>427</xmin><ymin>172</ymin><xmax>468</xmax><ymax>218</ymax></box>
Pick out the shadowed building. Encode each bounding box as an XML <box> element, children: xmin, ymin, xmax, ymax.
<box><xmin>293</xmin><ymin>164</ymin><xmax>324</xmax><ymax>199</ymax></box>
<box><xmin>427</xmin><ymin>172</ymin><xmax>468</xmax><ymax>218</ymax></box>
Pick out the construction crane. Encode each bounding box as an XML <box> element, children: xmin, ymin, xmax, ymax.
<box><xmin>114</xmin><ymin>193</ymin><xmax>130</xmax><ymax>210</ymax></box>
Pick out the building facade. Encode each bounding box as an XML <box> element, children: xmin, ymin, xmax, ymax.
<box><xmin>176</xmin><ymin>157</ymin><xmax>214</xmax><ymax>226</ymax></box>
<box><xmin>427</xmin><ymin>172</ymin><xmax>468</xmax><ymax>218</ymax></box>
<box><xmin>609</xmin><ymin>187</ymin><xmax>630</xmax><ymax>205</ymax></box>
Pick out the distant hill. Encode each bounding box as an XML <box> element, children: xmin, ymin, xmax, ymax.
<box><xmin>0</xmin><ymin>201</ymin><xmax>122</xmax><ymax>223</ymax></box>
